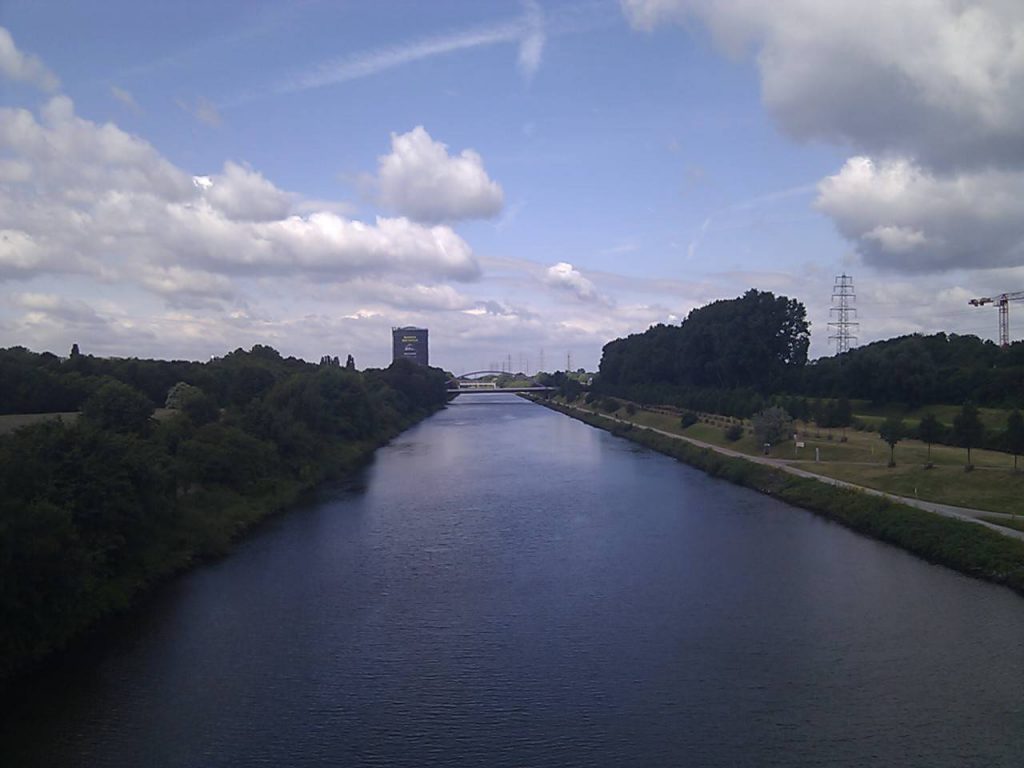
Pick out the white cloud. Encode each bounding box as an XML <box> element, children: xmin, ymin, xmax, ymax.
<box><xmin>544</xmin><ymin>261</ymin><xmax>606</xmax><ymax>303</ymax></box>
<box><xmin>110</xmin><ymin>85</ymin><xmax>141</xmax><ymax>114</ymax></box>
<box><xmin>328</xmin><ymin>279</ymin><xmax>475</xmax><ymax>313</ymax></box>
<box><xmin>816</xmin><ymin>156</ymin><xmax>1024</xmax><ymax>271</ymax></box>
<box><xmin>202</xmin><ymin>161</ymin><xmax>292</xmax><ymax>222</ymax></box>
<box><xmin>12</xmin><ymin>292</ymin><xmax>103</xmax><ymax>324</ymax></box>
<box><xmin>624</xmin><ymin>1</ymin><xmax>1024</xmax><ymax>274</ymax></box>
<box><xmin>373</xmin><ymin>126</ymin><xmax>504</xmax><ymax>223</ymax></box>
<box><xmin>863</xmin><ymin>226</ymin><xmax>929</xmax><ymax>255</ymax></box>
<box><xmin>266</xmin><ymin>4</ymin><xmax>546</xmax><ymax>99</ymax></box>
<box><xmin>0</xmin><ymin>96</ymin><xmax>481</xmax><ymax>302</ymax></box>
<box><xmin>0</xmin><ymin>230</ymin><xmax>48</xmax><ymax>277</ymax></box>
<box><xmin>136</xmin><ymin>265</ymin><xmax>236</xmax><ymax>307</ymax></box>
<box><xmin>0</xmin><ymin>27</ymin><xmax>59</xmax><ymax>92</ymax></box>
<box><xmin>622</xmin><ymin>1</ymin><xmax>1024</xmax><ymax>172</ymax></box>
<box><xmin>518</xmin><ymin>1</ymin><xmax>546</xmax><ymax>79</ymax></box>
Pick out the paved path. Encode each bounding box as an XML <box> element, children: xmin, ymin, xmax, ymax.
<box><xmin>562</xmin><ymin>404</ymin><xmax>1024</xmax><ymax>542</ymax></box>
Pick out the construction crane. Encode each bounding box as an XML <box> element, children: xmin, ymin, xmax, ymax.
<box><xmin>969</xmin><ymin>291</ymin><xmax>1024</xmax><ymax>348</ymax></box>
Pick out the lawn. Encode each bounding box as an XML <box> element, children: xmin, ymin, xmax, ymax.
<box><xmin>562</xmin><ymin>397</ymin><xmax>1024</xmax><ymax>516</ymax></box>
<box><xmin>806</xmin><ymin>462</ymin><xmax>1024</xmax><ymax>516</ymax></box>
<box><xmin>0</xmin><ymin>408</ymin><xmax>176</xmax><ymax>435</ymax></box>
<box><xmin>851</xmin><ymin>400</ymin><xmax>1013</xmax><ymax>430</ymax></box>
<box><xmin>0</xmin><ymin>412</ymin><xmax>78</xmax><ymax>434</ymax></box>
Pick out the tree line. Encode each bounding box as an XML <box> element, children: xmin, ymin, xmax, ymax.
<box><xmin>596</xmin><ymin>290</ymin><xmax>1024</xmax><ymax>412</ymax></box>
<box><xmin>0</xmin><ymin>346</ymin><xmax>449</xmax><ymax>682</ymax></box>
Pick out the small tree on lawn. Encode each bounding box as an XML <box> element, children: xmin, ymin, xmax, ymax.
<box><xmin>752</xmin><ymin>406</ymin><xmax>792</xmax><ymax>451</ymax></box>
<box><xmin>917</xmin><ymin>413</ymin><xmax>942</xmax><ymax>467</ymax></box>
<box><xmin>1006</xmin><ymin>410</ymin><xmax>1024</xmax><ymax>473</ymax></box>
<box><xmin>834</xmin><ymin>397</ymin><xmax>853</xmax><ymax>439</ymax></box>
<box><xmin>953</xmin><ymin>402</ymin><xmax>984</xmax><ymax>469</ymax></box>
<box><xmin>879</xmin><ymin>415</ymin><xmax>905</xmax><ymax>467</ymax></box>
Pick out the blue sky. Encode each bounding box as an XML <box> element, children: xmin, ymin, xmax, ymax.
<box><xmin>2</xmin><ymin>0</ymin><xmax>1023</xmax><ymax>372</ymax></box>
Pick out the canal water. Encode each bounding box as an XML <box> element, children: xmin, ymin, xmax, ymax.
<box><xmin>4</xmin><ymin>395</ymin><xmax>1024</xmax><ymax>766</ymax></box>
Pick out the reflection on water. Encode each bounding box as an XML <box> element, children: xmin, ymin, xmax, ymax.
<box><xmin>4</xmin><ymin>395</ymin><xmax>1024</xmax><ymax>767</ymax></box>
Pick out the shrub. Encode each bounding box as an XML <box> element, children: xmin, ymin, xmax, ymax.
<box><xmin>680</xmin><ymin>411</ymin><xmax>698</xmax><ymax>428</ymax></box>
<box><xmin>724</xmin><ymin>423</ymin><xmax>744</xmax><ymax>442</ymax></box>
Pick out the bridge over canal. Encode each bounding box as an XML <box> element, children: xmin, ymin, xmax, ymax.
<box><xmin>446</xmin><ymin>370</ymin><xmax>555</xmax><ymax>395</ymax></box>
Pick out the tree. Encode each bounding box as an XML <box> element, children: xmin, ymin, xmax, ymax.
<box><xmin>879</xmin><ymin>415</ymin><xmax>905</xmax><ymax>467</ymax></box>
<box><xmin>69</xmin><ymin>343</ymin><xmax>80</xmax><ymax>358</ymax></box>
<box><xmin>917</xmin><ymin>413</ymin><xmax>942</xmax><ymax>466</ymax></box>
<box><xmin>81</xmin><ymin>380</ymin><xmax>154</xmax><ymax>434</ymax></box>
<box><xmin>164</xmin><ymin>381</ymin><xmax>218</xmax><ymax>426</ymax></box>
<box><xmin>597</xmin><ymin>289</ymin><xmax>809</xmax><ymax>395</ymax></box>
<box><xmin>165</xmin><ymin>381</ymin><xmax>199</xmax><ymax>409</ymax></box>
<box><xmin>953</xmin><ymin>402</ymin><xmax>984</xmax><ymax>468</ymax></box>
<box><xmin>752</xmin><ymin>406</ymin><xmax>792</xmax><ymax>448</ymax></box>
<box><xmin>1006</xmin><ymin>410</ymin><xmax>1024</xmax><ymax>473</ymax></box>
<box><xmin>345</xmin><ymin>354</ymin><xmax>356</xmax><ymax>371</ymax></box>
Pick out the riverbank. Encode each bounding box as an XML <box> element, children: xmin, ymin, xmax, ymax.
<box><xmin>0</xmin><ymin>404</ymin><xmax>444</xmax><ymax>690</ymax></box>
<box><xmin>534</xmin><ymin>397</ymin><xmax>1024</xmax><ymax>596</ymax></box>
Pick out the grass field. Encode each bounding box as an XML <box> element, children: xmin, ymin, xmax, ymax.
<box><xmin>0</xmin><ymin>408</ymin><xmax>176</xmax><ymax>435</ymax></box>
<box><xmin>570</xmin><ymin>398</ymin><xmax>1024</xmax><ymax>517</ymax></box>
<box><xmin>850</xmin><ymin>400</ymin><xmax>1012</xmax><ymax>430</ymax></box>
<box><xmin>0</xmin><ymin>412</ymin><xmax>79</xmax><ymax>434</ymax></box>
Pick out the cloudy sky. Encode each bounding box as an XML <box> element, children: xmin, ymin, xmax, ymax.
<box><xmin>2</xmin><ymin>0</ymin><xmax>1023</xmax><ymax>372</ymax></box>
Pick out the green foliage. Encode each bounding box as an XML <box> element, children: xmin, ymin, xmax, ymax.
<box><xmin>817</xmin><ymin>397</ymin><xmax>852</xmax><ymax>428</ymax></box>
<box><xmin>879</xmin><ymin>415</ymin><xmax>905</xmax><ymax>466</ymax></box>
<box><xmin>537</xmin><ymin>371</ymin><xmax>584</xmax><ymax>401</ymax></box>
<box><xmin>177</xmin><ymin>423</ymin><xmax>276</xmax><ymax>487</ymax></box>
<box><xmin>680</xmin><ymin>411</ymin><xmax>698</xmax><ymax>428</ymax></box>
<box><xmin>752</xmin><ymin>406</ymin><xmax>792</xmax><ymax>446</ymax></box>
<box><xmin>917</xmin><ymin>413</ymin><xmax>944</xmax><ymax>463</ymax></box>
<box><xmin>81</xmin><ymin>379</ymin><xmax>154</xmax><ymax>434</ymax></box>
<box><xmin>1005</xmin><ymin>410</ymin><xmax>1024</xmax><ymax>471</ymax></box>
<box><xmin>598</xmin><ymin>289</ymin><xmax>809</xmax><ymax>396</ymax></box>
<box><xmin>800</xmin><ymin>333</ymin><xmax>1024</xmax><ymax>409</ymax></box>
<box><xmin>724</xmin><ymin>423</ymin><xmax>744</xmax><ymax>442</ymax></box>
<box><xmin>953</xmin><ymin>402</ymin><xmax>985</xmax><ymax>466</ymax></box>
<box><xmin>166</xmin><ymin>382</ymin><xmax>218</xmax><ymax>426</ymax></box>
<box><xmin>0</xmin><ymin>345</ymin><xmax>450</xmax><ymax>681</ymax></box>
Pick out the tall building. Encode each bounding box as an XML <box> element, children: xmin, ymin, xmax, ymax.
<box><xmin>392</xmin><ymin>327</ymin><xmax>429</xmax><ymax>366</ymax></box>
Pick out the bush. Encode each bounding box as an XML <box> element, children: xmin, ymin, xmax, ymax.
<box><xmin>724</xmin><ymin>423</ymin><xmax>744</xmax><ymax>442</ymax></box>
<box><xmin>625</xmin><ymin>403</ymin><xmax>637</xmax><ymax>416</ymax></box>
<box><xmin>680</xmin><ymin>411</ymin><xmax>698</xmax><ymax>428</ymax></box>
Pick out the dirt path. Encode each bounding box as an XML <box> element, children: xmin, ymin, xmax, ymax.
<box><xmin>565</xmin><ymin>404</ymin><xmax>1024</xmax><ymax>542</ymax></box>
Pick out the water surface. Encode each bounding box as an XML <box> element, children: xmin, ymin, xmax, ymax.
<box><xmin>5</xmin><ymin>395</ymin><xmax>1024</xmax><ymax>766</ymax></box>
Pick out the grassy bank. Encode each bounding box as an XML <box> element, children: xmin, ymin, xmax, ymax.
<box><xmin>0</xmin><ymin>406</ymin><xmax>438</xmax><ymax>690</ymax></box>
<box><xmin>577</xmin><ymin>398</ymin><xmax>1023</xmax><ymax>515</ymax></box>
<box><xmin>536</xmin><ymin>399</ymin><xmax>1024</xmax><ymax>597</ymax></box>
